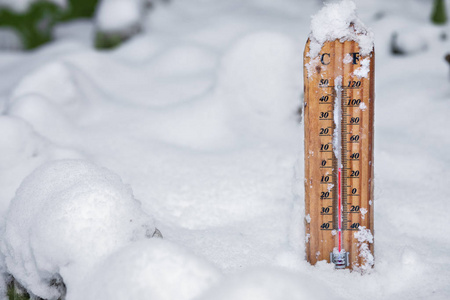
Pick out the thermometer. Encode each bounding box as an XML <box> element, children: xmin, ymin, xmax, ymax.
<box><xmin>303</xmin><ymin>38</ymin><xmax>374</xmax><ymax>270</ymax></box>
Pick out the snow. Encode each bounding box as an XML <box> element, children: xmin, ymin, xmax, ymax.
<box><xmin>95</xmin><ymin>0</ymin><xmax>144</xmax><ymax>32</ymax></box>
<box><xmin>360</xmin><ymin>207</ymin><xmax>368</xmax><ymax>219</ymax></box>
<box><xmin>0</xmin><ymin>117</ymin><xmax>40</xmax><ymax>169</ymax></box>
<box><xmin>0</xmin><ymin>0</ymin><xmax>449</xmax><ymax>299</ymax></box>
<box><xmin>0</xmin><ymin>29</ymin><xmax>22</xmax><ymax>51</ymax></box>
<box><xmin>198</xmin><ymin>267</ymin><xmax>340</xmax><ymax>300</ymax></box>
<box><xmin>72</xmin><ymin>239</ymin><xmax>221</xmax><ymax>300</ymax></box>
<box><xmin>391</xmin><ymin>22</ymin><xmax>447</xmax><ymax>55</ymax></box>
<box><xmin>353</xmin><ymin>226</ymin><xmax>374</xmax><ymax>272</ymax></box>
<box><xmin>343</xmin><ymin>53</ymin><xmax>353</xmax><ymax>64</ymax></box>
<box><xmin>309</xmin><ymin>0</ymin><xmax>374</xmax><ymax>58</ymax></box>
<box><xmin>54</xmin><ymin>20</ymin><xmax>95</xmax><ymax>46</ymax></box>
<box><xmin>353</xmin><ymin>57</ymin><xmax>370</xmax><ymax>78</ymax></box>
<box><xmin>305</xmin><ymin>56</ymin><xmax>320</xmax><ymax>78</ymax></box>
<box><xmin>359</xmin><ymin>102</ymin><xmax>367</xmax><ymax>111</ymax></box>
<box><xmin>215</xmin><ymin>31</ymin><xmax>301</xmax><ymax>123</ymax></box>
<box><xmin>1</xmin><ymin>160</ymin><xmax>155</xmax><ymax>299</ymax></box>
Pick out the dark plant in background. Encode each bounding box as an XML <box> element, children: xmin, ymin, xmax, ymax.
<box><xmin>0</xmin><ymin>0</ymin><xmax>99</xmax><ymax>50</ymax></box>
<box><xmin>60</xmin><ymin>0</ymin><xmax>99</xmax><ymax>21</ymax></box>
<box><xmin>431</xmin><ymin>0</ymin><xmax>447</xmax><ymax>25</ymax></box>
<box><xmin>391</xmin><ymin>0</ymin><xmax>448</xmax><ymax>55</ymax></box>
<box><xmin>445</xmin><ymin>53</ymin><xmax>450</xmax><ymax>77</ymax></box>
<box><xmin>0</xmin><ymin>1</ymin><xmax>60</xmax><ymax>49</ymax></box>
<box><xmin>95</xmin><ymin>27</ymin><xmax>141</xmax><ymax>50</ymax></box>
<box><xmin>7</xmin><ymin>280</ymin><xmax>31</xmax><ymax>300</ymax></box>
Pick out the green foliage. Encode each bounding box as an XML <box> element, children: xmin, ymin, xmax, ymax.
<box><xmin>0</xmin><ymin>0</ymin><xmax>99</xmax><ymax>50</ymax></box>
<box><xmin>431</xmin><ymin>0</ymin><xmax>447</xmax><ymax>25</ymax></box>
<box><xmin>95</xmin><ymin>25</ymin><xmax>142</xmax><ymax>50</ymax></box>
<box><xmin>95</xmin><ymin>31</ymin><xmax>126</xmax><ymax>49</ymax></box>
<box><xmin>7</xmin><ymin>279</ymin><xmax>65</xmax><ymax>300</ymax></box>
<box><xmin>0</xmin><ymin>1</ymin><xmax>61</xmax><ymax>49</ymax></box>
<box><xmin>59</xmin><ymin>0</ymin><xmax>99</xmax><ymax>21</ymax></box>
<box><xmin>0</xmin><ymin>0</ymin><xmax>145</xmax><ymax>50</ymax></box>
<box><xmin>7</xmin><ymin>284</ymin><xmax>30</xmax><ymax>300</ymax></box>
<box><xmin>0</xmin><ymin>0</ymin><xmax>147</xmax><ymax>50</ymax></box>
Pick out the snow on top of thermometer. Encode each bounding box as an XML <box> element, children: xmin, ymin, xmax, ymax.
<box><xmin>308</xmin><ymin>0</ymin><xmax>374</xmax><ymax>58</ymax></box>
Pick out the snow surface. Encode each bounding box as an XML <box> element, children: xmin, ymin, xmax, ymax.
<box><xmin>0</xmin><ymin>0</ymin><xmax>449</xmax><ymax>299</ymax></box>
<box><xmin>72</xmin><ymin>239</ymin><xmax>221</xmax><ymax>300</ymax></box>
<box><xmin>198</xmin><ymin>267</ymin><xmax>341</xmax><ymax>300</ymax></box>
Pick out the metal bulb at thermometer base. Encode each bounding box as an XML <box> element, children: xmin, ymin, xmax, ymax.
<box><xmin>303</xmin><ymin>39</ymin><xmax>374</xmax><ymax>270</ymax></box>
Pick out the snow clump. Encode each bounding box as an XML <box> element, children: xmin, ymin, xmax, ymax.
<box><xmin>1</xmin><ymin>160</ymin><xmax>156</xmax><ymax>299</ymax></box>
<box><xmin>353</xmin><ymin>226</ymin><xmax>374</xmax><ymax>272</ymax></box>
<box><xmin>353</xmin><ymin>57</ymin><xmax>370</xmax><ymax>78</ymax></box>
<box><xmin>305</xmin><ymin>214</ymin><xmax>311</xmax><ymax>223</ymax></box>
<box><xmin>308</xmin><ymin>0</ymin><xmax>374</xmax><ymax>58</ymax></box>
<box><xmin>9</xmin><ymin>62</ymin><xmax>81</xmax><ymax>109</ymax></box>
<box><xmin>72</xmin><ymin>239</ymin><xmax>221</xmax><ymax>300</ymax></box>
<box><xmin>6</xmin><ymin>61</ymin><xmax>87</xmax><ymax>141</ymax></box>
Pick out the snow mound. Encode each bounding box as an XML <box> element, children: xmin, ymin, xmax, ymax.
<box><xmin>6</xmin><ymin>61</ymin><xmax>86</xmax><ymax>141</ymax></box>
<box><xmin>9</xmin><ymin>62</ymin><xmax>81</xmax><ymax>109</ymax></box>
<box><xmin>7</xmin><ymin>94</ymin><xmax>76</xmax><ymax>142</ymax></box>
<box><xmin>198</xmin><ymin>267</ymin><xmax>342</xmax><ymax>300</ymax></box>
<box><xmin>73</xmin><ymin>239</ymin><xmax>221</xmax><ymax>300</ymax></box>
<box><xmin>1</xmin><ymin>160</ymin><xmax>155</xmax><ymax>299</ymax></box>
<box><xmin>95</xmin><ymin>0</ymin><xmax>144</xmax><ymax>32</ymax></box>
<box><xmin>0</xmin><ymin>116</ymin><xmax>41</xmax><ymax>170</ymax></box>
<box><xmin>308</xmin><ymin>0</ymin><xmax>373</xmax><ymax>58</ymax></box>
<box><xmin>217</xmin><ymin>31</ymin><xmax>300</xmax><ymax>120</ymax></box>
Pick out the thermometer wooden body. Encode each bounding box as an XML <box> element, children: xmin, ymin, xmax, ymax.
<box><xmin>304</xmin><ymin>39</ymin><xmax>374</xmax><ymax>270</ymax></box>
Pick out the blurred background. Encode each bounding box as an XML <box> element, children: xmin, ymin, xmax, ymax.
<box><xmin>0</xmin><ymin>0</ymin><xmax>447</xmax><ymax>51</ymax></box>
<box><xmin>0</xmin><ymin>0</ymin><xmax>172</xmax><ymax>50</ymax></box>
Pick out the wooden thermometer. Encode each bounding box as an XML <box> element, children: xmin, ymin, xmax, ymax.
<box><xmin>303</xmin><ymin>38</ymin><xmax>374</xmax><ymax>270</ymax></box>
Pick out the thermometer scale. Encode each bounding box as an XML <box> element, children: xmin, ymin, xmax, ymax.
<box><xmin>303</xmin><ymin>38</ymin><xmax>374</xmax><ymax>270</ymax></box>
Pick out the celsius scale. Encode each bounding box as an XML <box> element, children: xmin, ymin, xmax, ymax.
<box><xmin>303</xmin><ymin>37</ymin><xmax>374</xmax><ymax>270</ymax></box>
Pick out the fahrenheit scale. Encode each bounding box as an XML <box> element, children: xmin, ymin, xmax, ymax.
<box><xmin>304</xmin><ymin>39</ymin><xmax>374</xmax><ymax>270</ymax></box>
